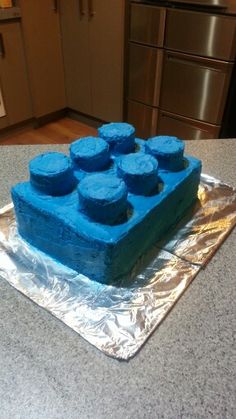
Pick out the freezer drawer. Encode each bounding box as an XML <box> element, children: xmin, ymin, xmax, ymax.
<box><xmin>128</xmin><ymin>43</ymin><xmax>163</xmax><ymax>107</ymax></box>
<box><xmin>127</xmin><ymin>100</ymin><xmax>158</xmax><ymax>139</ymax></box>
<box><xmin>130</xmin><ymin>3</ymin><xmax>165</xmax><ymax>47</ymax></box>
<box><xmin>160</xmin><ymin>50</ymin><xmax>233</xmax><ymax>124</ymax></box>
<box><xmin>157</xmin><ymin>110</ymin><xmax>220</xmax><ymax>140</ymax></box>
<box><xmin>165</xmin><ymin>9</ymin><xmax>236</xmax><ymax>61</ymax></box>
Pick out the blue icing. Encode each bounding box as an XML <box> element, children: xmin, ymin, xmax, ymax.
<box><xmin>29</xmin><ymin>152</ymin><xmax>76</xmax><ymax>196</ymax></box>
<box><xmin>98</xmin><ymin>122</ymin><xmax>135</xmax><ymax>154</ymax></box>
<box><xmin>72</xmin><ymin>138</ymin><xmax>146</xmax><ymax>183</ymax></box>
<box><xmin>117</xmin><ymin>153</ymin><xmax>159</xmax><ymax>195</ymax></box>
<box><xmin>146</xmin><ymin>136</ymin><xmax>185</xmax><ymax>171</ymax></box>
<box><xmin>12</xmin><ymin>123</ymin><xmax>202</xmax><ymax>284</ymax></box>
<box><xmin>70</xmin><ymin>137</ymin><xmax>110</xmax><ymax>172</ymax></box>
<box><xmin>78</xmin><ymin>173</ymin><xmax>128</xmax><ymax>224</ymax></box>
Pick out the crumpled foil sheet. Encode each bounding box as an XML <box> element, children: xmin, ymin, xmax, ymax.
<box><xmin>0</xmin><ymin>174</ymin><xmax>235</xmax><ymax>360</ymax></box>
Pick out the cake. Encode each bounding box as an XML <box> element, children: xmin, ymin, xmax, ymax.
<box><xmin>11</xmin><ymin>123</ymin><xmax>202</xmax><ymax>284</ymax></box>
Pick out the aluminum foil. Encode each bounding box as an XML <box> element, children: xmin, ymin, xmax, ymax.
<box><xmin>0</xmin><ymin>174</ymin><xmax>235</xmax><ymax>360</ymax></box>
<box><xmin>159</xmin><ymin>174</ymin><xmax>236</xmax><ymax>266</ymax></box>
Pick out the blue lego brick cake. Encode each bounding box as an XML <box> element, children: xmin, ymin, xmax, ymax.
<box><xmin>11</xmin><ymin>123</ymin><xmax>201</xmax><ymax>284</ymax></box>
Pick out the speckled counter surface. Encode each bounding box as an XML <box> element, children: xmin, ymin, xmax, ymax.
<box><xmin>0</xmin><ymin>139</ymin><xmax>235</xmax><ymax>419</ymax></box>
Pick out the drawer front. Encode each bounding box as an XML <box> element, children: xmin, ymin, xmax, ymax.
<box><xmin>157</xmin><ymin>111</ymin><xmax>220</xmax><ymax>140</ymax></box>
<box><xmin>127</xmin><ymin>100</ymin><xmax>158</xmax><ymax>139</ymax></box>
<box><xmin>130</xmin><ymin>3</ymin><xmax>165</xmax><ymax>47</ymax></box>
<box><xmin>165</xmin><ymin>9</ymin><xmax>236</xmax><ymax>61</ymax></box>
<box><xmin>160</xmin><ymin>51</ymin><xmax>233</xmax><ymax>124</ymax></box>
<box><xmin>128</xmin><ymin>43</ymin><xmax>163</xmax><ymax>107</ymax></box>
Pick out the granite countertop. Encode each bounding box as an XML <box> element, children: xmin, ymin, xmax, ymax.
<box><xmin>0</xmin><ymin>139</ymin><xmax>235</xmax><ymax>419</ymax></box>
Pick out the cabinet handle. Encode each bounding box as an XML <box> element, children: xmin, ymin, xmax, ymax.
<box><xmin>78</xmin><ymin>0</ymin><xmax>85</xmax><ymax>16</ymax></box>
<box><xmin>0</xmin><ymin>34</ymin><xmax>5</xmax><ymax>58</ymax></box>
<box><xmin>88</xmin><ymin>0</ymin><xmax>95</xmax><ymax>17</ymax></box>
<box><xmin>52</xmin><ymin>0</ymin><xmax>58</xmax><ymax>12</ymax></box>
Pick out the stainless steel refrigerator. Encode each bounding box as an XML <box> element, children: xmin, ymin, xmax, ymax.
<box><xmin>126</xmin><ymin>0</ymin><xmax>236</xmax><ymax>139</ymax></box>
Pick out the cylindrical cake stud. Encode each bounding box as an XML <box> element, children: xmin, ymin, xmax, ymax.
<box><xmin>78</xmin><ymin>173</ymin><xmax>128</xmax><ymax>224</ymax></box>
<box><xmin>70</xmin><ymin>136</ymin><xmax>110</xmax><ymax>172</ymax></box>
<box><xmin>29</xmin><ymin>152</ymin><xmax>76</xmax><ymax>195</ymax></box>
<box><xmin>98</xmin><ymin>122</ymin><xmax>135</xmax><ymax>154</ymax></box>
<box><xmin>117</xmin><ymin>153</ymin><xmax>159</xmax><ymax>195</ymax></box>
<box><xmin>145</xmin><ymin>136</ymin><xmax>185</xmax><ymax>171</ymax></box>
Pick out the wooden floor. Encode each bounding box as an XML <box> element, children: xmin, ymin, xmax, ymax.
<box><xmin>0</xmin><ymin>118</ymin><xmax>97</xmax><ymax>145</ymax></box>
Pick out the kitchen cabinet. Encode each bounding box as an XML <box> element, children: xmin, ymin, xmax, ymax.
<box><xmin>0</xmin><ymin>87</ymin><xmax>8</xmax><ymax>130</ymax></box>
<box><xmin>59</xmin><ymin>0</ymin><xmax>91</xmax><ymax>116</ymax></box>
<box><xmin>0</xmin><ymin>21</ymin><xmax>32</xmax><ymax>127</ymax></box>
<box><xmin>60</xmin><ymin>0</ymin><xmax>125</xmax><ymax>121</ymax></box>
<box><xmin>20</xmin><ymin>0</ymin><xmax>66</xmax><ymax>118</ymax></box>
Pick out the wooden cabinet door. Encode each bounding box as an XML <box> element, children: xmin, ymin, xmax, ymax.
<box><xmin>60</xmin><ymin>0</ymin><xmax>92</xmax><ymax>115</ymax></box>
<box><xmin>88</xmin><ymin>0</ymin><xmax>124</xmax><ymax>121</ymax></box>
<box><xmin>0</xmin><ymin>21</ymin><xmax>32</xmax><ymax>125</ymax></box>
<box><xmin>20</xmin><ymin>0</ymin><xmax>66</xmax><ymax>117</ymax></box>
<box><xmin>0</xmin><ymin>77</ymin><xmax>8</xmax><ymax>129</ymax></box>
